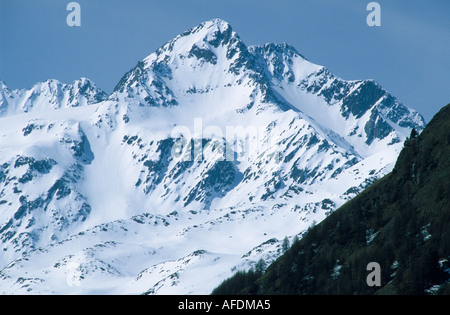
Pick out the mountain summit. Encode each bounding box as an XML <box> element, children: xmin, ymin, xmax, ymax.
<box><xmin>0</xmin><ymin>19</ymin><xmax>425</xmax><ymax>294</ymax></box>
<box><xmin>111</xmin><ymin>18</ymin><xmax>255</xmax><ymax>108</ymax></box>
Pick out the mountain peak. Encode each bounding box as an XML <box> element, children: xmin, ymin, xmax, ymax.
<box><xmin>158</xmin><ymin>18</ymin><xmax>239</xmax><ymax>55</ymax></box>
<box><xmin>33</xmin><ymin>78</ymin><xmax>61</xmax><ymax>89</ymax></box>
<box><xmin>74</xmin><ymin>77</ymin><xmax>93</xmax><ymax>85</ymax></box>
<box><xmin>0</xmin><ymin>80</ymin><xmax>8</xmax><ymax>91</ymax></box>
<box><xmin>198</xmin><ymin>18</ymin><xmax>232</xmax><ymax>32</ymax></box>
<box><xmin>113</xmin><ymin>19</ymin><xmax>250</xmax><ymax>100</ymax></box>
<box><xmin>183</xmin><ymin>18</ymin><xmax>233</xmax><ymax>39</ymax></box>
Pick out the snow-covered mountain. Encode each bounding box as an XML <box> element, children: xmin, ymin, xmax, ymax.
<box><xmin>0</xmin><ymin>78</ymin><xmax>108</xmax><ymax>116</ymax></box>
<box><xmin>0</xmin><ymin>19</ymin><xmax>425</xmax><ymax>294</ymax></box>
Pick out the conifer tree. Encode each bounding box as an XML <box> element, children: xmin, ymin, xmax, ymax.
<box><xmin>282</xmin><ymin>236</ymin><xmax>290</xmax><ymax>253</ymax></box>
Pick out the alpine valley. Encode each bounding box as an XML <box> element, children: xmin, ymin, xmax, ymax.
<box><xmin>0</xmin><ymin>19</ymin><xmax>425</xmax><ymax>294</ymax></box>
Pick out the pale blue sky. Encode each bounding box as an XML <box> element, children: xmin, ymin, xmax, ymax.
<box><xmin>1</xmin><ymin>0</ymin><xmax>449</xmax><ymax>121</ymax></box>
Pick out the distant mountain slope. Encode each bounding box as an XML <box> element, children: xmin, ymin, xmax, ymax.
<box><xmin>212</xmin><ymin>103</ymin><xmax>450</xmax><ymax>295</ymax></box>
<box><xmin>0</xmin><ymin>78</ymin><xmax>107</xmax><ymax>116</ymax></box>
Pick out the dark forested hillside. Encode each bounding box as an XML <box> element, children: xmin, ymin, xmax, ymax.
<box><xmin>213</xmin><ymin>104</ymin><xmax>450</xmax><ymax>295</ymax></box>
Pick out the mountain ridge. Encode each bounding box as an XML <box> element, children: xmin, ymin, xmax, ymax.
<box><xmin>0</xmin><ymin>78</ymin><xmax>108</xmax><ymax>117</ymax></box>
